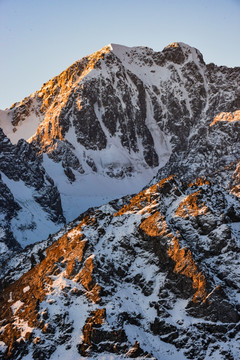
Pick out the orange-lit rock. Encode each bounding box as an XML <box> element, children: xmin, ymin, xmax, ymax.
<box><xmin>231</xmin><ymin>160</ymin><xmax>240</xmax><ymax>197</ymax></box>
<box><xmin>139</xmin><ymin>202</ymin><xmax>208</xmax><ymax>304</ymax></box>
<box><xmin>140</xmin><ymin>211</ymin><xmax>171</xmax><ymax>238</ymax></box>
<box><xmin>168</xmin><ymin>238</ymin><xmax>207</xmax><ymax>302</ymax></box>
<box><xmin>81</xmin><ymin>308</ymin><xmax>106</xmax><ymax>346</ymax></box>
<box><xmin>0</xmin><ymin>214</ymin><xmax>98</xmax><ymax>357</ymax></box>
<box><xmin>76</xmin><ymin>256</ymin><xmax>101</xmax><ymax>303</ymax></box>
<box><xmin>188</xmin><ymin>178</ymin><xmax>210</xmax><ymax>188</ymax></box>
<box><xmin>175</xmin><ymin>191</ymin><xmax>209</xmax><ymax>218</ymax></box>
<box><xmin>115</xmin><ymin>176</ymin><xmax>175</xmax><ymax>216</ymax></box>
<box><xmin>210</xmin><ymin>110</ymin><xmax>240</xmax><ymax>126</ymax></box>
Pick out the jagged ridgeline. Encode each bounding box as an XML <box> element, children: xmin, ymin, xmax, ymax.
<box><xmin>0</xmin><ymin>42</ymin><xmax>240</xmax><ymax>359</ymax></box>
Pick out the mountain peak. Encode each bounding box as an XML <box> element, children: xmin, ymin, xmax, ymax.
<box><xmin>164</xmin><ymin>41</ymin><xmax>191</xmax><ymax>50</ymax></box>
<box><xmin>106</xmin><ymin>42</ymin><xmax>205</xmax><ymax>67</ymax></box>
<box><xmin>0</xmin><ymin>40</ymin><xmax>239</xmax><ymax>250</ymax></box>
<box><xmin>0</xmin><ymin>40</ymin><xmax>240</xmax><ymax>360</ymax></box>
<box><xmin>163</xmin><ymin>41</ymin><xmax>205</xmax><ymax>65</ymax></box>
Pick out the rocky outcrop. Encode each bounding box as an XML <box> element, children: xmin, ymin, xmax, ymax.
<box><xmin>0</xmin><ymin>171</ymin><xmax>239</xmax><ymax>359</ymax></box>
<box><xmin>0</xmin><ymin>129</ymin><xmax>65</xmax><ymax>257</ymax></box>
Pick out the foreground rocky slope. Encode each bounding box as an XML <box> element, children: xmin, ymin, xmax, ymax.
<box><xmin>0</xmin><ymin>168</ymin><xmax>240</xmax><ymax>359</ymax></box>
<box><xmin>0</xmin><ymin>42</ymin><xmax>239</xmax><ymax>254</ymax></box>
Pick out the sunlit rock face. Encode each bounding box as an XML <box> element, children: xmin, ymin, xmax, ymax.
<box><xmin>0</xmin><ymin>172</ymin><xmax>240</xmax><ymax>359</ymax></box>
<box><xmin>0</xmin><ymin>40</ymin><xmax>239</xmax><ymax>317</ymax></box>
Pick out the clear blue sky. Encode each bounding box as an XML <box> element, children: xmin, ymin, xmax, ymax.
<box><xmin>0</xmin><ymin>0</ymin><xmax>239</xmax><ymax>109</ymax></box>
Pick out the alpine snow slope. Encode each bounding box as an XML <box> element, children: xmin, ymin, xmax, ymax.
<box><xmin>0</xmin><ymin>42</ymin><xmax>239</xmax><ymax>257</ymax></box>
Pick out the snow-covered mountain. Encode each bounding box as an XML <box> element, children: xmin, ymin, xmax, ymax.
<box><xmin>0</xmin><ymin>169</ymin><xmax>240</xmax><ymax>359</ymax></box>
<box><xmin>0</xmin><ymin>41</ymin><xmax>240</xmax><ymax>359</ymax></box>
<box><xmin>0</xmin><ymin>43</ymin><xmax>240</xmax><ymax>252</ymax></box>
<box><xmin>0</xmin><ymin>42</ymin><xmax>240</xmax><ymax>255</ymax></box>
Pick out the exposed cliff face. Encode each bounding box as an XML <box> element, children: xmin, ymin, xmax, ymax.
<box><xmin>0</xmin><ymin>128</ymin><xmax>65</xmax><ymax>260</ymax></box>
<box><xmin>152</xmin><ymin>110</ymin><xmax>240</xmax><ymax>184</ymax></box>
<box><xmin>0</xmin><ymin>171</ymin><xmax>239</xmax><ymax>360</ymax></box>
<box><xmin>1</xmin><ymin>42</ymin><xmax>239</xmax><ymax>221</ymax></box>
